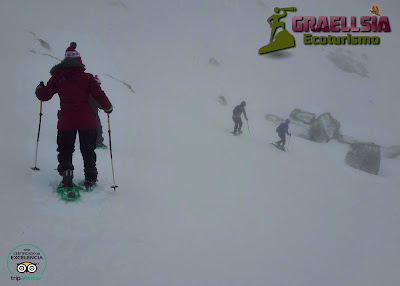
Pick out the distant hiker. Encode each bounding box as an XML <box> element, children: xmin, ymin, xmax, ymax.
<box><xmin>232</xmin><ymin>101</ymin><xmax>248</xmax><ymax>135</ymax></box>
<box><xmin>35</xmin><ymin>57</ymin><xmax>113</xmax><ymax>189</ymax></box>
<box><xmin>89</xmin><ymin>75</ymin><xmax>107</xmax><ymax>148</ymax></box>
<box><xmin>65</xmin><ymin>42</ymin><xmax>83</xmax><ymax>64</ymax></box>
<box><xmin>276</xmin><ymin>119</ymin><xmax>291</xmax><ymax>148</ymax></box>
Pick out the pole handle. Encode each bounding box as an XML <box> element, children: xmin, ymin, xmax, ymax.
<box><xmin>39</xmin><ymin>101</ymin><xmax>43</xmax><ymax>114</ymax></box>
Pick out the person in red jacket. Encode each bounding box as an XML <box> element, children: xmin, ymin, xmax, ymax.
<box><xmin>35</xmin><ymin>57</ymin><xmax>113</xmax><ymax>189</ymax></box>
<box><xmin>65</xmin><ymin>42</ymin><xmax>83</xmax><ymax>64</ymax></box>
<box><xmin>89</xmin><ymin>75</ymin><xmax>106</xmax><ymax>148</ymax></box>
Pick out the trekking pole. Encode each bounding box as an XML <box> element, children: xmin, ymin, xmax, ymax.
<box><xmin>107</xmin><ymin>114</ymin><xmax>118</xmax><ymax>191</ymax></box>
<box><xmin>246</xmin><ymin>120</ymin><xmax>250</xmax><ymax>134</ymax></box>
<box><xmin>287</xmin><ymin>134</ymin><xmax>292</xmax><ymax>149</ymax></box>
<box><xmin>32</xmin><ymin>101</ymin><xmax>43</xmax><ymax>171</ymax></box>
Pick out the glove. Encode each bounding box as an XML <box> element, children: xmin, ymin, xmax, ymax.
<box><xmin>104</xmin><ymin>106</ymin><xmax>113</xmax><ymax>114</ymax></box>
<box><xmin>289</xmin><ymin>133</ymin><xmax>292</xmax><ymax>136</ymax></box>
<box><xmin>35</xmin><ymin>81</ymin><xmax>45</xmax><ymax>93</ymax></box>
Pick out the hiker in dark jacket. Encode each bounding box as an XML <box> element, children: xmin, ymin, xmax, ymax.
<box><xmin>276</xmin><ymin>119</ymin><xmax>291</xmax><ymax>148</ymax></box>
<box><xmin>35</xmin><ymin>57</ymin><xmax>113</xmax><ymax>189</ymax></box>
<box><xmin>232</xmin><ymin>101</ymin><xmax>248</xmax><ymax>134</ymax></box>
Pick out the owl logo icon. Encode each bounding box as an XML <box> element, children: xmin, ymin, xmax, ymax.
<box><xmin>16</xmin><ymin>262</ymin><xmax>37</xmax><ymax>273</ymax></box>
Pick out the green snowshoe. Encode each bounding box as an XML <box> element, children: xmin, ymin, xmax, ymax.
<box><xmin>57</xmin><ymin>183</ymin><xmax>82</xmax><ymax>201</ymax></box>
<box><xmin>77</xmin><ymin>180</ymin><xmax>97</xmax><ymax>192</ymax></box>
<box><xmin>96</xmin><ymin>143</ymin><xmax>108</xmax><ymax>150</ymax></box>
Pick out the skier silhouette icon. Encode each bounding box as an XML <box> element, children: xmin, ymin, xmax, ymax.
<box><xmin>259</xmin><ymin>7</ymin><xmax>297</xmax><ymax>54</ymax></box>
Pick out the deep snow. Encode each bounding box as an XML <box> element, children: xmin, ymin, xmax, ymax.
<box><xmin>1</xmin><ymin>0</ymin><xmax>400</xmax><ymax>285</ymax></box>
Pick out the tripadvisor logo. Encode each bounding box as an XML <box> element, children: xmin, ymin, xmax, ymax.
<box><xmin>7</xmin><ymin>244</ymin><xmax>47</xmax><ymax>282</ymax></box>
<box><xmin>259</xmin><ymin>5</ymin><xmax>391</xmax><ymax>54</ymax></box>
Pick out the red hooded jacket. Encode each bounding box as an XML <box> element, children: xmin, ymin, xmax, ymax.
<box><xmin>36</xmin><ymin>58</ymin><xmax>112</xmax><ymax>131</ymax></box>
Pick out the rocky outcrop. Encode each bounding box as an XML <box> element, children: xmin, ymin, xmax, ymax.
<box><xmin>335</xmin><ymin>133</ymin><xmax>360</xmax><ymax>145</ymax></box>
<box><xmin>265</xmin><ymin>108</ymin><xmax>389</xmax><ymax>176</ymax></box>
<box><xmin>382</xmin><ymin>145</ymin><xmax>400</xmax><ymax>159</ymax></box>
<box><xmin>266</xmin><ymin>111</ymin><xmax>341</xmax><ymax>143</ymax></box>
<box><xmin>345</xmin><ymin>143</ymin><xmax>381</xmax><ymax>175</ymax></box>
<box><xmin>209</xmin><ymin>57</ymin><xmax>220</xmax><ymax>67</ymax></box>
<box><xmin>310</xmin><ymin>113</ymin><xmax>341</xmax><ymax>143</ymax></box>
<box><xmin>217</xmin><ymin>96</ymin><xmax>227</xmax><ymax>106</ymax></box>
<box><xmin>290</xmin><ymin>108</ymin><xmax>316</xmax><ymax>125</ymax></box>
<box><xmin>289</xmin><ymin>122</ymin><xmax>312</xmax><ymax>140</ymax></box>
<box><xmin>265</xmin><ymin>114</ymin><xmax>284</xmax><ymax>125</ymax></box>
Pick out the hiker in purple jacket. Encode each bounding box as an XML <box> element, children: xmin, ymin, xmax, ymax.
<box><xmin>276</xmin><ymin>119</ymin><xmax>291</xmax><ymax>148</ymax></box>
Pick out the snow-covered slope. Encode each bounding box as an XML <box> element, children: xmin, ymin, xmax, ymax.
<box><xmin>1</xmin><ymin>1</ymin><xmax>400</xmax><ymax>285</ymax></box>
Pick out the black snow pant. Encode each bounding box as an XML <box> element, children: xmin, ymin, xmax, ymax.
<box><xmin>233</xmin><ymin>117</ymin><xmax>243</xmax><ymax>132</ymax></box>
<box><xmin>57</xmin><ymin>129</ymin><xmax>98</xmax><ymax>181</ymax></box>
<box><xmin>89</xmin><ymin>96</ymin><xmax>104</xmax><ymax>146</ymax></box>
<box><xmin>277</xmin><ymin>133</ymin><xmax>286</xmax><ymax>147</ymax></box>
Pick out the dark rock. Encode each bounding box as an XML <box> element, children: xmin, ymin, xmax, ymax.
<box><xmin>209</xmin><ymin>57</ymin><xmax>220</xmax><ymax>67</ymax></box>
<box><xmin>217</xmin><ymin>96</ymin><xmax>227</xmax><ymax>106</ymax></box>
<box><xmin>382</xmin><ymin>145</ymin><xmax>400</xmax><ymax>159</ymax></box>
<box><xmin>310</xmin><ymin>112</ymin><xmax>341</xmax><ymax>143</ymax></box>
<box><xmin>326</xmin><ymin>48</ymin><xmax>369</xmax><ymax>78</ymax></box>
<box><xmin>345</xmin><ymin>143</ymin><xmax>381</xmax><ymax>175</ymax></box>
<box><xmin>290</xmin><ymin>122</ymin><xmax>312</xmax><ymax>140</ymax></box>
<box><xmin>335</xmin><ymin>133</ymin><xmax>360</xmax><ymax>145</ymax></box>
<box><xmin>290</xmin><ymin>108</ymin><xmax>316</xmax><ymax>125</ymax></box>
<box><xmin>38</xmin><ymin>39</ymin><xmax>51</xmax><ymax>50</ymax></box>
<box><xmin>265</xmin><ymin>114</ymin><xmax>284</xmax><ymax>125</ymax></box>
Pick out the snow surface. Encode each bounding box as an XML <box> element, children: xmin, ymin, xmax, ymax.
<box><xmin>1</xmin><ymin>0</ymin><xmax>400</xmax><ymax>285</ymax></box>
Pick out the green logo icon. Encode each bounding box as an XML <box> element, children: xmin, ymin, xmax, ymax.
<box><xmin>259</xmin><ymin>7</ymin><xmax>297</xmax><ymax>54</ymax></box>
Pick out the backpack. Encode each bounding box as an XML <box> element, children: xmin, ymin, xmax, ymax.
<box><xmin>233</xmin><ymin>105</ymin><xmax>241</xmax><ymax>116</ymax></box>
<box><xmin>276</xmin><ymin>123</ymin><xmax>285</xmax><ymax>134</ymax></box>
